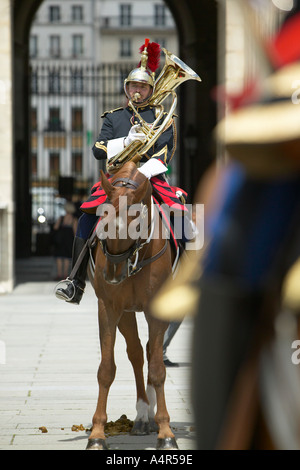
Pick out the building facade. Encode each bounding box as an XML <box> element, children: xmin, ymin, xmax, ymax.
<box><xmin>97</xmin><ymin>0</ymin><xmax>177</xmax><ymax>64</ymax></box>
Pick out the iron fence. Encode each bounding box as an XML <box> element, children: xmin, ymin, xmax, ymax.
<box><xmin>29</xmin><ymin>61</ymin><xmax>177</xmax><ymax>254</ymax></box>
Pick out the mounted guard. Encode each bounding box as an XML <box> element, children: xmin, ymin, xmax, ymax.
<box><xmin>55</xmin><ymin>39</ymin><xmax>201</xmax><ymax>305</ymax></box>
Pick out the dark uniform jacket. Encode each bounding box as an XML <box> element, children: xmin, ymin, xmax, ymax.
<box><xmin>92</xmin><ymin>105</ymin><xmax>176</xmax><ymax>166</ymax></box>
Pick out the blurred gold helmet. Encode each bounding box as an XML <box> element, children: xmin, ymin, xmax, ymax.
<box><xmin>124</xmin><ymin>39</ymin><xmax>161</xmax><ymax>103</ymax></box>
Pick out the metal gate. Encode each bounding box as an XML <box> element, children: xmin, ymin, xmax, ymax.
<box><xmin>29</xmin><ymin>61</ymin><xmax>177</xmax><ymax>254</ymax></box>
<box><xmin>30</xmin><ymin>62</ymin><xmax>136</xmax><ymax>253</ymax></box>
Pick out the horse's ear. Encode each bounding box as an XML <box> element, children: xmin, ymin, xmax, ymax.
<box><xmin>101</xmin><ymin>170</ymin><xmax>114</xmax><ymax>200</ymax></box>
<box><xmin>133</xmin><ymin>179</ymin><xmax>149</xmax><ymax>203</ymax></box>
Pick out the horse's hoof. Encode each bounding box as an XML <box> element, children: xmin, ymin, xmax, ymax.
<box><xmin>86</xmin><ymin>438</ymin><xmax>109</xmax><ymax>450</ymax></box>
<box><xmin>130</xmin><ymin>420</ymin><xmax>150</xmax><ymax>435</ymax></box>
<box><xmin>156</xmin><ymin>437</ymin><xmax>178</xmax><ymax>450</ymax></box>
<box><xmin>149</xmin><ymin>418</ymin><xmax>159</xmax><ymax>433</ymax></box>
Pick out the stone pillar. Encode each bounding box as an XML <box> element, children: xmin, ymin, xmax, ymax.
<box><xmin>224</xmin><ymin>0</ymin><xmax>246</xmax><ymax>96</ymax></box>
<box><xmin>0</xmin><ymin>0</ymin><xmax>14</xmax><ymax>293</ymax></box>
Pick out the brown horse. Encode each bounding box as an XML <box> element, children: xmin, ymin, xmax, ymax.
<box><xmin>86</xmin><ymin>161</ymin><xmax>178</xmax><ymax>450</ymax></box>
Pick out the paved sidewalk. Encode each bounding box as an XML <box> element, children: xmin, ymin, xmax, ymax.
<box><xmin>0</xmin><ymin>263</ymin><xmax>196</xmax><ymax>451</ymax></box>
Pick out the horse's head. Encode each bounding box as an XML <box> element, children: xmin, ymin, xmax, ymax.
<box><xmin>97</xmin><ymin>162</ymin><xmax>152</xmax><ymax>284</ymax></box>
<box><xmin>102</xmin><ymin>162</ymin><xmax>150</xmax><ymax>205</ymax></box>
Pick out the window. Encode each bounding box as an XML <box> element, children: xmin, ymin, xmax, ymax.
<box><xmin>49</xmin><ymin>153</ymin><xmax>60</xmax><ymax>177</ymax></box>
<box><xmin>50</xmin><ymin>35</ymin><xmax>60</xmax><ymax>58</ymax></box>
<box><xmin>72</xmin><ymin>5</ymin><xmax>83</xmax><ymax>22</ymax></box>
<box><xmin>71</xmin><ymin>69</ymin><xmax>84</xmax><ymax>94</ymax></box>
<box><xmin>120</xmin><ymin>4</ymin><xmax>131</xmax><ymax>26</ymax></box>
<box><xmin>119</xmin><ymin>71</ymin><xmax>129</xmax><ymax>93</ymax></box>
<box><xmin>71</xmin><ymin>107</ymin><xmax>83</xmax><ymax>132</ymax></box>
<box><xmin>72</xmin><ymin>152</ymin><xmax>83</xmax><ymax>175</ymax></box>
<box><xmin>30</xmin><ymin>35</ymin><xmax>38</xmax><ymax>58</ymax></box>
<box><xmin>48</xmin><ymin>70</ymin><xmax>61</xmax><ymax>94</ymax></box>
<box><xmin>31</xmin><ymin>108</ymin><xmax>38</xmax><ymax>132</ymax></box>
<box><xmin>154</xmin><ymin>4</ymin><xmax>166</xmax><ymax>26</ymax></box>
<box><xmin>32</xmin><ymin>153</ymin><xmax>38</xmax><ymax>176</ymax></box>
<box><xmin>48</xmin><ymin>107</ymin><xmax>61</xmax><ymax>131</ymax></box>
<box><xmin>49</xmin><ymin>6</ymin><xmax>60</xmax><ymax>22</ymax></box>
<box><xmin>31</xmin><ymin>70</ymin><xmax>38</xmax><ymax>94</ymax></box>
<box><xmin>72</xmin><ymin>35</ymin><xmax>83</xmax><ymax>57</ymax></box>
<box><xmin>154</xmin><ymin>37</ymin><xmax>166</xmax><ymax>51</ymax></box>
<box><xmin>120</xmin><ymin>39</ymin><xmax>132</xmax><ymax>57</ymax></box>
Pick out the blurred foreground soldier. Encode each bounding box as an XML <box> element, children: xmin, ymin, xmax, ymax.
<box><xmin>192</xmin><ymin>11</ymin><xmax>300</xmax><ymax>450</ymax></box>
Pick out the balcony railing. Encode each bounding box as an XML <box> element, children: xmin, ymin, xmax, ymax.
<box><xmin>100</xmin><ymin>15</ymin><xmax>175</xmax><ymax>30</ymax></box>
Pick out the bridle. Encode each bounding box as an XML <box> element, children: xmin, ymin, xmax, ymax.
<box><xmin>98</xmin><ymin>176</ymin><xmax>168</xmax><ymax>281</ymax></box>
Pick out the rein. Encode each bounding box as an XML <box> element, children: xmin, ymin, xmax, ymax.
<box><xmin>99</xmin><ymin>177</ymin><xmax>168</xmax><ymax>278</ymax></box>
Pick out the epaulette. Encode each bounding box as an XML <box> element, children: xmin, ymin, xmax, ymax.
<box><xmin>101</xmin><ymin>107</ymin><xmax>124</xmax><ymax>118</ymax></box>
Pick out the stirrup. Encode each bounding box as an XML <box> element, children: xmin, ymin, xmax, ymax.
<box><xmin>54</xmin><ymin>278</ymin><xmax>76</xmax><ymax>301</ymax></box>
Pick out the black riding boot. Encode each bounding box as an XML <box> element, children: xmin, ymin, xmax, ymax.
<box><xmin>55</xmin><ymin>236</ymin><xmax>89</xmax><ymax>305</ymax></box>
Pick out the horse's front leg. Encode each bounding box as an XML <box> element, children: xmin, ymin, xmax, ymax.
<box><xmin>145</xmin><ymin>314</ymin><xmax>178</xmax><ymax>450</ymax></box>
<box><xmin>86</xmin><ymin>299</ymin><xmax>117</xmax><ymax>450</ymax></box>
<box><xmin>118</xmin><ymin>311</ymin><xmax>150</xmax><ymax>435</ymax></box>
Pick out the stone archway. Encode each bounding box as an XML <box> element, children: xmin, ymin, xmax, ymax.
<box><xmin>11</xmin><ymin>0</ymin><xmax>217</xmax><ymax>261</ymax></box>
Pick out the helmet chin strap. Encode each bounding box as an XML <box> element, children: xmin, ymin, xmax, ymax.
<box><xmin>132</xmin><ymin>99</ymin><xmax>150</xmax><ymax>107</ymax></box>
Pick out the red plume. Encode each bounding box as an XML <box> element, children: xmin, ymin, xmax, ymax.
<box><xmin>139</xmin><ymin>40</ymin><xmax>161</xmax><ymax>73</ymax></box>
<box><xmin>267</xmin><ymin>12</ymin><xmax>300</xmax><ymax>68</ymax></box>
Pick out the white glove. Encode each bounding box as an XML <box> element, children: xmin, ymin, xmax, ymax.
<box><xmin>138</xmin><ymin>159</ymin><xmax>168</xmax><ymax>179</ymax></box>
<box><xmin>124</xmin><ymin>124</ymin><xmax>146</xmax><ymax>147</ymax></box>
<box><xmin>107</xmin><ymin>137</ymin><xmax>125</xmax><ymax>160</ymax></box>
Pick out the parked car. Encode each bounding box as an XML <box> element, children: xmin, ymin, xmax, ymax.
<box><xmin>31</xmin><ymin>187</ymin><xmax>66</xmax><ymax>228</ymax></box>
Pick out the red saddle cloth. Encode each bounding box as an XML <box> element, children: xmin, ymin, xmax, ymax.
<box><xmin>80</xmin><ymin>176</ymin><xmax>187</xmax><ymax>252</ymax></box>
<box><xmin>80</xmin><ymin>176</ymin><xmax>188</xmax><ymax>214</ymax></box>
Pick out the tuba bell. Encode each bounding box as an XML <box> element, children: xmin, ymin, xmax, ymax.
<box><xmin>106</xmin><ymin>48</ymin><xmax>201</xmax><ymax>174</ymax></box>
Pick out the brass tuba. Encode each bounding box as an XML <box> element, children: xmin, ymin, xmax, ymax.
<box><xmin>106</xmin><ymin>48</ymin><xmax>201</xmax><ymax>174</ymax></box>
